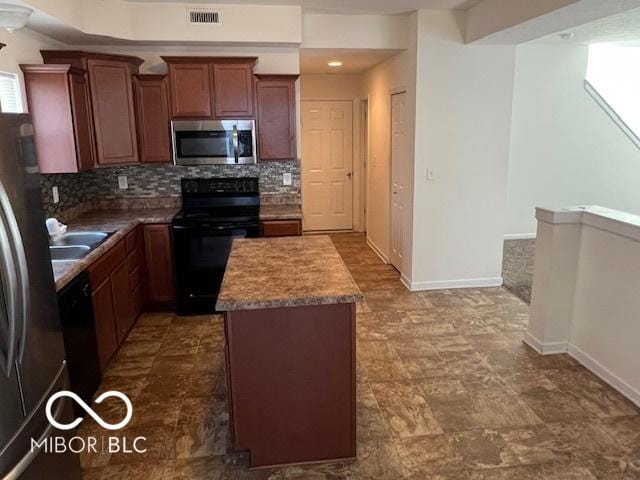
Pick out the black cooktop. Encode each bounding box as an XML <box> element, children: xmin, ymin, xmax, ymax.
<box><xmin>173</xmin><ymin>177</ymin><xmax>260</xmax><ymax>226</ymax></box>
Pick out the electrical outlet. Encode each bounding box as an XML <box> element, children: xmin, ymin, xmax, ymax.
<box><xmin>52</xmin><ymin>186</ymin><xmax>59</xmax><ymax>204</ymax></box>
<box><xmin>118</xmin><ymin>175</ymin><xmax>128</xmax><ymax>190</ymax></box>
<box><xmin>283</xmin><ymin>173</ymin><xmax>292</xmax><ymax>186</ymax></box>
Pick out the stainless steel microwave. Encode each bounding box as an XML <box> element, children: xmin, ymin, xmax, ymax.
<box><xmin>171</xmin><ymin>120</ymin><xmax>257</xmax><ymax>166</ymax></box>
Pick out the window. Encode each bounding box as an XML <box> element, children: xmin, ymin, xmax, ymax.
<box><xmin>586</xmin><ymin>45</ymin><xmax>640</xmax><ymax>145</ymax></box>
<box><xmin>0</xmin><ymin>72</ymin><xmax>22</xmax><ymax>113</ymax></box>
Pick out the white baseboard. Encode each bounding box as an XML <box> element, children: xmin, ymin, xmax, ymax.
<box><xmin>407</xmin><ymin>276</ymin><xmax>503</xmax><ymax>291</ymax></box>
<box><xmin>366</xmin><ymin>237</ymin><xmax>389</xmax><ymax>264</ymax></box>
<box><xmin>504</xmin><ymin>233</ymin><xmax>536</xmax><ymax>240</ymax></box>
<box><xmin>522</xmin><ymin>332</ymin><xmax>568</xmax><ymax>354</ymax></box>
<box><xmin>568</xmin><ymin>343</ymin><xmax>640</xmax><ymax>408</ymax></box>
<box><xmin>523</xmin><ymin>334</ymin><xmax>640</xmax><ymax>408</ymax></box>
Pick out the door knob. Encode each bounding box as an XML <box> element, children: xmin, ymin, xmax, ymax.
<box><xmin>346</xmin><ymin>171</ymin><xmax>352</xmax><ymax>179</ymax></box>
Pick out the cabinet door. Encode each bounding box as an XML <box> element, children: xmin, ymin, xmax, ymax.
<box><xmin>260</xmin><ymin>220</ymin><xmax>302</xmax><ymax>237</ymax></box>
<box><xmin>134</xmin><ymin>75</ymin><xmax>171</xmax><ymax>163</ymax></box>
<box><xmin>92</xmin><ymin>278</ymin><xmax>119</xmax><ymax>371</ymax></box>
<box><xmin>168</xmin><ymin>63</ymin><xmax>212</xmax><ymax>118</ymax></box>
<box><xmin>256</xmin><ymin>77</ymin><xmax>297</xmax><ymax>160</ymax></box>
<box><xmin>213</xmin><ymin>63</ymin><xmax>254</xmax><ymax>117</ymax></box>
<box><xmin>87</xmin><ymin>58</ymin><xmax>139</xmax><ymax>164</ymax></box>
<box><xmin>111</xmin><ymin>260</ymin><xmax>134</xmax><ymax>343</ymax></box>
<box><xmin>21</xmin><ymin>67</ymin><xmax>79</xmax><ymax>174</ymax></box>
<box><xmin>68</xmin><ymin>71</ymin><xmax>97</xmax><ymax>171</ymax></box>
<box><xmin>144</xmin><ymin>224</ymin><xmax>175</xmax><ymax>303</ymax></box>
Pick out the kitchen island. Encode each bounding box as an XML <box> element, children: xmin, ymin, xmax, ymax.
<box><xmin>216</xmin><ymin>235</ymin><xmax>362</xmax><ymax>468</ymax></box>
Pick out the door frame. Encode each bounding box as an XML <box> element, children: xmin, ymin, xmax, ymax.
<box><xmin>389</xmin><ymin>88</ymin><xmax>408</xmax><ymax>272</ymax></box>
<box><xmin>359</xmin><ymin>97</ymin><xmax>369</xmax><ymax>234</ymax></box>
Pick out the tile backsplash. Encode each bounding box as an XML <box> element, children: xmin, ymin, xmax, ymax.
<box><xmin>41</xmin><ymin>162</ymin><xmax>301</xmax><ymax>219</ymax></box>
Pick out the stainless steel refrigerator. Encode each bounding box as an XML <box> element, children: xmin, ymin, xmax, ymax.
<box><xmin>0</xmin><ymin>114</ymin><xmax>82</xmax><ymax>479</ymax></box>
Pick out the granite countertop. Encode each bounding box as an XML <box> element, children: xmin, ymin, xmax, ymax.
<box><xmin>259</xmin><ymin>204</ymin><xmax>302</xmax><ymax>221</ymax></box>
<box><xmin>216</xmin><ymin>235</ymin><xmax>363</xmax><ymax>311</ymax></box>
<box><xmin>52</xmin><ymin>208</ymin><xmax>178</xmax><ymax>291</ymax></box>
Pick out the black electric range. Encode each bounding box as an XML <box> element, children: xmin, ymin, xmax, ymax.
<box><xmin>172</xmin><ymin>178</ymin><xmax>260</xmax><ymax>315</ymax></box>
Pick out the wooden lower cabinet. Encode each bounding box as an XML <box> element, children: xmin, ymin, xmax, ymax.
<box><xmin>87</xmin><ymin>224</ymin><xmax>174</xmax><ymax>371</ymax></box>
<box><xmin>91</xmin><ymin>277</ymin><xmax>119</xmax><ymax>371</ymax></box>
<box><xmin>144</xmin><ymin>224</ymin><xmax>175</xmax><ymax>304</ymax></box>
<box><xmin>260</xmin><ymin>219</ymin><xmax>302</xmax><ymax>237</ymax></box>
<box><xmin>111</xmin><ymin>261</ymin><xmax>133</xmax><ymax>343</ymax></box>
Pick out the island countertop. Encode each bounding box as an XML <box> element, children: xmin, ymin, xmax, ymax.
<box><xmin>215</xmin><ymin>235</ymin><xmax>363</xmax><ymax>311</ymax></box>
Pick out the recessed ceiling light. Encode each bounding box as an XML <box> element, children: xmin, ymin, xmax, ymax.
<box><xmin>328</xmin><ymin>61</ymin><xmax>343</xmax><ymax>67</ymax></box>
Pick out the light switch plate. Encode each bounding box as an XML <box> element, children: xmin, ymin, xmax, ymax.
<box><xmin>118</xmin><ymin>175</ymin><xmax>129</xmax><ymax>190</ymax></box>
<box><xmin>52</xmin><ymin>186</ymin><xmax>59</xmax><ymax>204</ymax></box>
<box><xmin>427</xmin><ymin>168</ymin><xmax>436</xmax><ymax>181</ymax></box>
<box><xmin>283</xmin><ymin>173</ymin><xmax>292</xmax><ymax>186</ymax></box>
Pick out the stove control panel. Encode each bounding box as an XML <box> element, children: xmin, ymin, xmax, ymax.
<box><xmin>181</xmin><ymin>178</ymin><xmax>259</xmax><ymax>195</ymax></box>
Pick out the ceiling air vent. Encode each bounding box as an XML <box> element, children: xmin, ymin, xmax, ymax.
<box><xmin>188</xmin><ymin>9</ymin><xmax>221</xmax><ymax>25</ymax></box>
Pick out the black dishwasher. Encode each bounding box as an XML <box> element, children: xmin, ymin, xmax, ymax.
<box><xmin>57</xmin><ymin>271</ymin><xmax>101</xmax><ymax>410</ymax></box>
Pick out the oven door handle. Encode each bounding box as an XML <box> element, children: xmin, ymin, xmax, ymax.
<box><xmin>173</xmin><ymin>223</ymin><xmax>259</xmax><ymax>231</ymax></box>
<box><xmin>232</xmin><ymin>125</ymin><xmax>239</xmax><ymax>164</ymax></box>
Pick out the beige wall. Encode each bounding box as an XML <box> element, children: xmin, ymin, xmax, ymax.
<box><xmin>409</xmin><ymin>10</ymin><xmax>516</xmax><ymax>289</ymax></box>
<box><xmin>300</xmin><ymin>74</ymin><xmax>362</xmax><ymax>100</ymax></box>
<box><xmin>0</xmin><ymin>28</ymin><xmax>65</xmax><ymax>112</ymax></box>
<box><xmin>506</xmin><ymin>42</ymin><xmax>640</xmax><ymax>237</ymax></box>
<box><xmin>360</xmin><ymin>12</ymin><xmax>418</xmax><ymax>270</ymax></box>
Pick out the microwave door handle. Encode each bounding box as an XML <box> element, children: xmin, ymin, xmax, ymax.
<box><xmin>0</xmin><ymin>187</ymin><xmax>29</xmax><ymax>365</ymax></box>
<box><xmin>232</xmin><ymin>125</ymin><xmax>239</xmax><ymax>164</ymax></box>
<box><xmin>0</xmin><ymin>185</ymin><xmax>19</xmax><ymax>377</ymax></box>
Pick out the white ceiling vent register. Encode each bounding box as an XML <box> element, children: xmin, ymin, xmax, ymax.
<box><xmin>187</xmin><ymin>9</ymin><xmax>221</xmax><ymax>25</ymax></box>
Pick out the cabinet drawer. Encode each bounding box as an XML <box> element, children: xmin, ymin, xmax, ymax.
<box><xmin>127</xmin><ymin>247</ymin><xmax>145</xmax><ymax>273</ymax></box>
<box><xmin>125</xmin><ymin>227</ymin><xmax>142</xmax><ymax>253</ymax></box>
<box><xmin>260</xmin><ymin>220</ymin><xmax>302</xmax><ymax>237</ymax></box>
<box><xmin>89</xmin><ymin>240</ymin><xmax>126</xmax><ymax>286</ymax></box>
<box><xmin>129</xmin><ymin>265</ymin><xmax>143</xmax><ymax>290</ymax></box>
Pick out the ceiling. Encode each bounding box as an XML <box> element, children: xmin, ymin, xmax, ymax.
<box><xmin>300</xmin><ymin>49</ymin><xmax>401</xmax><ymax>74</ymax></box>
<box><xmin>559</xmin><ymin>6</ymin><xmax>640</xmax><ymax>45</ymax></box>
<box><xmin>124</xmin><ymin>0</ymin><xmax>483</xmax><ymax>15</ymax></box>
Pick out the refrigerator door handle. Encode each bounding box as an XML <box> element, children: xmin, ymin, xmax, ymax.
<box><xmin>1</xmin><ymin>392</ymin><xmax>67</xmax><ymax>480</ymax></box>
<box><xmin>0</xmin><ymin>179</ymin><xmax>28</xmax><ymax>371</ymax></box>
<box><xmin>0</xmin><ymin>203</ymin><xmax>18</xmax><ymax>378</ymax></box>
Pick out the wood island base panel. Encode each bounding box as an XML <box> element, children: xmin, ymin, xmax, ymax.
<box><xmin>224</xmin><ymin>302</ymin><xmax>356</xmax><ymax>468</ymax></box>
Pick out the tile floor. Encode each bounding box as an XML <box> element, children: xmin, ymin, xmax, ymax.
<box><xmin>502</xmin><ymin>239</ymin><xmax>536</xmax><ymax>304</ymax></box>
<box><xmin>80</xmin><ymin>233</ymin><xmax>639</xmax><ymax>479</ymax></box>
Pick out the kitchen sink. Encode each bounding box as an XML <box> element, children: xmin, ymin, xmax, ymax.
<box><xmin>50</xmin><ymin>245</ymin><xmax>91</xmax><ymax>262</ymax></box>
<box><xmin>50</xmin><ymin>232</ymin><xmax>109</xmax><ymax>248</ymax></box>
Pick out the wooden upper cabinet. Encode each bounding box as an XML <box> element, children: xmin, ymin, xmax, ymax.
<box><xmin>162</xmin><ymin>56</ymin><xmax>257</xmax><ymax>119</ymax></box>
<box><xmin>20</xmin><ymin>64</ymin><xmax>96</xmax><ymax>173</ymax></box>
<box><xmin>256</xmin><ymin>75</ymin><xmax>298</xmax><ymax>161</ymax></box>
<box><xmin>87</xmin><ymin>58</ymin><xmax>139</xmax><ymax>165</ymax></box>
<box><xmin>41</xmin><ymin>51</ymin><xmax>144</xmax><ymax>166</ymax></box>
<box><xmin>213</xmin><ymin>63</ymin><xmax>254</xmax><ymax>117</ymax></box>
<box><xmin>133</xmin><ymin>75</ymin><xmax>171</xmax><ymax>163</ymax></box>
<box><xmin>165</xmin><ymin>62</ymin><xmax>212</xmax><ymax>118</ymax></box>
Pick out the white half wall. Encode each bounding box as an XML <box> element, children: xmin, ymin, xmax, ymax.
<box><xmin>506</xmin><ymin>43</ymin><xmax>640</xmax><ymax>237</ymax></box>
<box><xmin>409</xmin><ymin>10</ymin><xmax>516</xmax><ymax>290</ymax></box>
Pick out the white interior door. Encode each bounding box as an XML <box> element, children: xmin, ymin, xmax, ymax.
<box><xmin>302</xmin><ymin>100</ymin><xmax>353</xmax><ymax>231</ymax></box>
<box><xmin>390</xmin><ymin>92</ymin><xmax>409</xmax><ymax>271</ymax></box>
